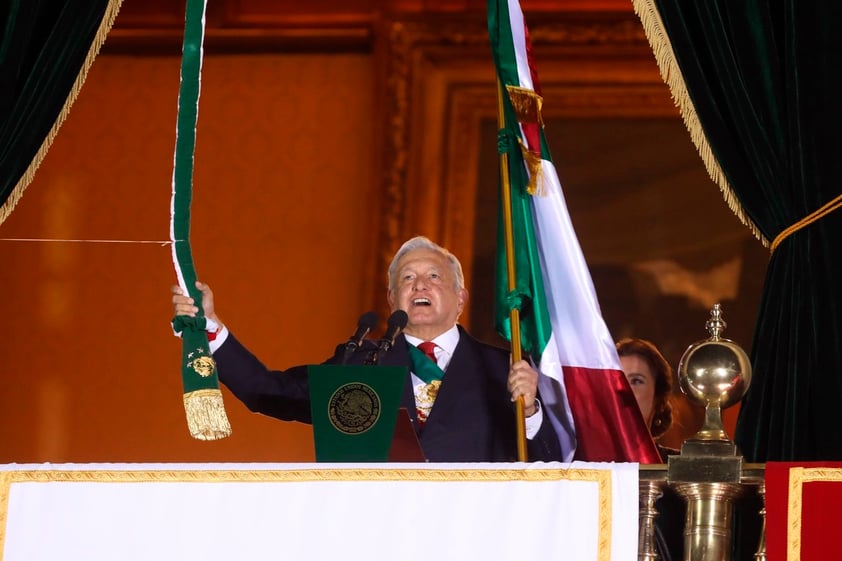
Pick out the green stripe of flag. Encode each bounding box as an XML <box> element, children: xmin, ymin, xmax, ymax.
<box><xmin>488</xmin><ymin>0</ymin><xmax>553</xmax><ymax>359</ymax></box>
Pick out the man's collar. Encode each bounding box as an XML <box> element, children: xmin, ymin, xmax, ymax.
<box><xmin>404</xmin><ymin>324</ymin><xmax>460</xmax><ymax>355</ymax></box>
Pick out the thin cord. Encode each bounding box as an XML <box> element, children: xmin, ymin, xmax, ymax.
<box><xmin>0</xmin><ymin>238</ymin><xmax>173</xmax><ymax>245</ymax></box>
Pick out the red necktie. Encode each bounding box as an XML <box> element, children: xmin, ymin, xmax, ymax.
<box><xmin>417</xmin><ymin>341</ymin><xmax>437</xmax><ymax>364</ymax></box>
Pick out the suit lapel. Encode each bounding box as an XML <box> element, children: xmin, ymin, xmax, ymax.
<box><xmin>375</xmin><ymin>330</ymin><xmax>494</xmax><ymax>441</ymax></box>
<box><xmin>424</xmin><ymin>328</ymin><xmax>484</xmax><ymax>427</ymax></box>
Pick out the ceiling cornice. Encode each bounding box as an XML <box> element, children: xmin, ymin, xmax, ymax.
<box><xmin>105</xmin><ymin>0</ymin><xmax>639</xmax><ymax>53</ymax></box>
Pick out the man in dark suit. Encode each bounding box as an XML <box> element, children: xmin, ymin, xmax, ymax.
<box><xmin>172</xmin><ymin>236</ymin><xmax>562</xmax><ymax>462</ymax></box>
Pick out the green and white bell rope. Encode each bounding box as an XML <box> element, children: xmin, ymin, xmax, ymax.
<box><xmin>170</xmin><ymin>0</ymin><xmax>231</xmax><ymax>440</ymax></box>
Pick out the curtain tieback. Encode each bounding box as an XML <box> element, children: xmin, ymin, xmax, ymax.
<box><xmin>770</xmin><ymin>193</ymin><xmax>842</xmax><ymax>253</ymax></box>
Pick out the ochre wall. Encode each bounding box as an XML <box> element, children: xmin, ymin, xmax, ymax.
<box><xmin>0</xmin><ymin>53</ymin><xmax>378</xmax><ymax>462</ymax></box>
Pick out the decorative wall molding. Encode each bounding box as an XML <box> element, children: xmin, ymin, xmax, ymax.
<box><xmin>104</xmin><ymin>3</ymin><xmax>693</xmax><ymax>333</ymax></box>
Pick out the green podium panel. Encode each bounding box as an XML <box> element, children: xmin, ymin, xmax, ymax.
<box><xmin>308</xmin><ymin>364</ymin><xmax>409</xmax><ymax>462</ymax></box>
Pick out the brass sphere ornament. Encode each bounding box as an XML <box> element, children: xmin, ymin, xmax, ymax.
<box><xmin>677</xmin><ymin>304</ymin><xmax>752</xmax><ymax>444</ymax></box>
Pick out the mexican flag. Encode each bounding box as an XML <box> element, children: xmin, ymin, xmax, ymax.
<box><xmin>488</xmin><ymin>0</ymin><xmax>661</xmax><ymax>463</ymax></box>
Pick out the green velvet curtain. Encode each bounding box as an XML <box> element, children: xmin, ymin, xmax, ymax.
<box><xmin>0</xmin><ymin>0</ymin><xmax>121</xmax><ymax>225</ymax></box>
<box><xmin>636</xmin><ymin>1</ymin><xmax>842</xmax><ymax>461</ymax></box>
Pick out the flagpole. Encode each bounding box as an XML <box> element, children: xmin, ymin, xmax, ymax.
<box><xmin>496</xmin><ymin>78</ymin><xmax>528</xmax><ymax>461</ymax></box>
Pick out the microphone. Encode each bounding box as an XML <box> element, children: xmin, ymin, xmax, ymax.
<box><xmin>367</xmin><ymin>310</ymin><xmax>409</xmax><ymax>365</ymax></box>
<box><xmin>341</xmin><ymin>311</ymin><xmax>378</xmax><ymax>365</ymax></box>
<box><xmin>379</xmin><ymin>310</ymin><xmax>409</xmax><ymax>353</ymax></box>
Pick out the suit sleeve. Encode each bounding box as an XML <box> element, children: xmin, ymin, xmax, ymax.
<box><xmin>213</xmin><ymin>333</ymin><xmax>323</xmax><ymax>423</ymax></box>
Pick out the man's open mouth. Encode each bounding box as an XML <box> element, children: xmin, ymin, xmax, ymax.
<box><xmin>412</xmin><ymin>298</ymin><xmax>431</xmax><ymax>306</ymax></box>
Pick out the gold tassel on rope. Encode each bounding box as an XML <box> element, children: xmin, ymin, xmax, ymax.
<box><xmin>183</xmin><ymin>389</ymin><xmax>232</xmax><ymax>441</ymax></box>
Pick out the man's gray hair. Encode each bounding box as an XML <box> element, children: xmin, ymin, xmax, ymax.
<box><xmin>388</xmin><ymin>236</ymin><xmax>465</xmax><ymax>292</ymax></box>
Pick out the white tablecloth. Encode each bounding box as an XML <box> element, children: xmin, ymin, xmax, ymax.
<box><xmin>0</xmin><ymin>462</ymin><xmax>639</xmax><ymax>561</ymax></box>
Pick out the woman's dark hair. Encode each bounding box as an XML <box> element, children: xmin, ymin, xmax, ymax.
<box><xmin>616</xmin><ymin>337</ymin><xmax>674</xmax><ymax>439</ymax></box>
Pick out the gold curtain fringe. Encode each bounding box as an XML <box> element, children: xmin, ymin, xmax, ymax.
<box><xmin>506</xmin><ymin>85</ymin><xmax>544</xmax><ymax>126</ymax></box>
<box><xmin>0</xmin><ymin>0</ymin><xmax>125</xmax><ymax>227</ymax></box>
<box><xmin>183</xmin><ymin>389</ymin><xmax>233</xmax><ymax>441</ymax></box>
<box><xmin>631</xmin><ymin>0</ymin><xmax>769</xmax><ymax>248</ymax></box>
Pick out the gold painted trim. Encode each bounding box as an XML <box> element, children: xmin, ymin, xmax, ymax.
<box><xmin>0</xmin><ymin>471</ymin><xmax>10</xmax><ymax>559</ymax></box>
<box><xmin>631</xmin><ymin>0</ymin><xmax>768</xmax><ymax>247</ymax></box>
<box><xmin>0</xmin><ymin>0</ymin><xmax>125</xmax><ymax>226</ymax></box>
<box><xmin>786</xmin><ymin>467</ymin><xmax>842</xmax><ymax>561</ymax></box>
<box><xmin>0</xmin><ymin>467</ymin><xmax>613</xmax><ymax>561</ymax></box>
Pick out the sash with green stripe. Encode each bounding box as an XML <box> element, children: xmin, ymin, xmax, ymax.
<box><xmin>407</xmin><ymin>344</ymin><xmax>445</xmax><ymax>384</ymax></box>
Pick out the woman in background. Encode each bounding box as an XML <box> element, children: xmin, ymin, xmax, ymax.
<box><xmin>617</xmin><ymin>337</ymin><xmax>681</xmax><ymax>561</ymax></box>
<box><xmin>616</xmin><ymin>337</ymin><xmax>674</xmax><ymax>449</ymax></box>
